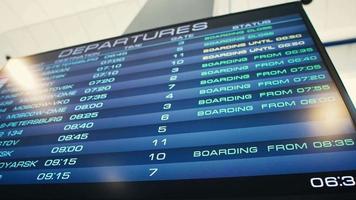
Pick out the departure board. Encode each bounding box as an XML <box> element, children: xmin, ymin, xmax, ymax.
<box><xmin>0</xmin><ymin>2</ymin><xmax>355</xmax><ymax>200</ymax></box>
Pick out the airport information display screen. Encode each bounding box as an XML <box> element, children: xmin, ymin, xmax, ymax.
<box><xmin>0</xmin><ymin>2</ymin><xmax>355</xmax><ymax>199</ymax></box>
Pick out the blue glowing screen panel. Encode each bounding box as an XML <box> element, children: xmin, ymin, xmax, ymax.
<box><xmin>0</xmin><ymin>3</ymin><xmax>355</xmax><ymax>197</ymax></box>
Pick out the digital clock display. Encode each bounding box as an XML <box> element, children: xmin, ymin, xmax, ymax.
<box><xmin>0</xmin><ymin>2</ymin><xmax>355</xmax><ymax>199</ymax></box>
<box><xmin>310</xmin><ymin>176</ymin><xmax>356</xmax><ymax>188</ymax></box>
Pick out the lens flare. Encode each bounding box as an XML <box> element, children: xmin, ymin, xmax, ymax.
<box><xmin>3</xmin><ymin>59</ymin><xmax>53</xmax><ymax>104</ymax></box>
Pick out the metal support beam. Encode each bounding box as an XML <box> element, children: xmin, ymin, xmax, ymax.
<box><xmin>124</xmin><ymin>0</ymin><xmax>214</xmax><ymax>34</ymax></box>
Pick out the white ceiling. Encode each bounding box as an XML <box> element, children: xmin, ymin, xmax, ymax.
<box><xmin>0</xmin><ymin>0</ymin><xmax>147</xmax><ymax>66</ymax></box>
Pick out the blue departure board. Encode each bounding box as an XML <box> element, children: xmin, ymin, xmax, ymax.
<box><xmin>0</xmin><ymin>3</ymin><xmax>355</xmax><ymax>199</ymax></box>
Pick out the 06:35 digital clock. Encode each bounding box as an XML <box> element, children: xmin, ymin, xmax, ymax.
<box><xmin>310</xmin><ymin>176</ymin><xmax>356</xmax><ymax>188</ymax></box>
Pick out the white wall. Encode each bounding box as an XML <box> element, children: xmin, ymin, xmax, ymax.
<box><xmin>326</xmin><ymin>44</ymin><xmax>356</xmax><ymax>106</ymax></box>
